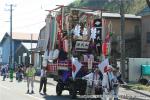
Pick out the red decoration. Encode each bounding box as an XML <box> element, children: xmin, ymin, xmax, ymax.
<box><xmin>56</xmin><ymin>15</ymin><xmax>62</xmax><ymax>48</ymax></box>
<box><xmin>72</xmin><ymin>64</ymin><xmax>76</xmax><ymax>73</ymax></box>
<box><xmin>102</xmin><ymin>42</ymin><xmax>108</xmax><ymax>56</ymax></box>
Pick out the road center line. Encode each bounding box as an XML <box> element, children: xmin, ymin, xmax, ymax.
<box><xmin>0</xmin><ymin>84</ymin><xmax>10</xmax><ymax>90</ymax></box>
<box><xmin>24</xmin><ymin>94</ymin><xmax>44</xmax><ymax>100</ymax></box>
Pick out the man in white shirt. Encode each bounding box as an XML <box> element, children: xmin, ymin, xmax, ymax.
<box><xmin>49</xmin><ymin>45</ymin><xmax>59</xmax><ymax>62</ymax></box>
<box><xmin>39</xmin><ymin>67</ymin><xmax>47</xmax><ymax>95</ymax></box>
<box><xmin>102</xmin><ymin>66</ymin><xmax>119</xmax><ymax>100</ymax></box>
<box><xmin>82</xmin><ymin>68</ymin><xmax>102</xmax><ymax>95</ymax></box>
<box><xmin>53</xmin><ymin>49</ymin><xmax>59</xmax><ymax>60</ymax></box>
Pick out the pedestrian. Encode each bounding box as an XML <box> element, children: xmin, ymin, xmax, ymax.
<box><xmin>116</xmin><ymin>67</ymin><xmax>124</xmax><ymax>84</ymax></box>
<box><xmin>82</xmin><ymin>68</ymin><xmax>103</xmax><ymax>95</ymax></box>
<box><xmin>23</xmin><ymin>65</ymin><xmax>27</xmax><ymax>81</ymax></box>
<box><xmin>39</xmin><ymin>67</ymin><xmax>47</xmax><ymax>95</ymax></box>
<box><xmin>26</xmin><ymin>64</ymin><xmax>36</xmax><ymax>94</ymax></box>
<box><xmin>9</xmin><ymin>67</ymin><xmax>14</xmax><ymax>82</ymax></box>
<box><xmin>1</xmin><ymin>65</ymin><xmax>6</xmax><ymax>81</ymax></box>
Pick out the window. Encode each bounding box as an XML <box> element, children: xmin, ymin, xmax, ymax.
<box><xmin>147</xmin><ymin>32</ymin><xmax>150</xmax><ymax>43</ymax></box>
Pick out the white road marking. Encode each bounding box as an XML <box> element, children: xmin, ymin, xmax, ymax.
<box><xmin>24</xmin><ymin>94</ymin><xmax>45</xmax><ymax>100</ymax></box>
<box><xmin>0</xmin><ymin>84</ymin><xmax>10</xmax><ymax>90</ymax></box>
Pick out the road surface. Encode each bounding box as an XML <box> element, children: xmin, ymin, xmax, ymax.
<box><xmin>0</xmin><ymin>76</ymin><xmax>150</xmax><ymax>100</ymax></box>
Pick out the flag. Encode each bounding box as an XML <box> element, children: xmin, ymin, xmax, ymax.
<box><xmin>98</xmin><ymin>58</ymin><xmax>109</xmax><ymax>74</ymax></box>
<box><xmin>105</xmin><ymin>32</ymin><xmax>113</xmax><ymax>43</ymax></box>
<box><xmin>72</xmin><ymin>57</ymin><xmax>82</xmax><ymax>80</ymax></box>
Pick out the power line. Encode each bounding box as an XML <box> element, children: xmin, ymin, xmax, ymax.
<box><xmin>13</xmin><ymin>14</ymin><xmax>46</xmax><ymax>21</ymax></box>
<box><xmin>13</xmin><ymin>21</ymin><xmax>45</xmax><ymax>29</ymax></box>
<box><xmin>14</xmin><ymin>8</ymin><xmax>43</xmax><ymax>15</ymax></box>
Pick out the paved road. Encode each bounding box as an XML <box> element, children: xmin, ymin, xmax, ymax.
<box><xmin>0</xmin><ymin>77</ymin><xmax>71</xmax><ymax>100</ymax></box>
<box><xmin>0</xmin><ymin>76</ymin><xmax>150</xmax><ymax>100</ymax></box>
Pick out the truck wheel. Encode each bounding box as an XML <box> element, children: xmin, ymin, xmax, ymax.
<box><xmin>56</xmin><ymin>83</ymin><xmax>63</xmax><ymax>96</ymax></box>
<box><xmin>69</xmin><ymin>83</ymin><xmax>77</xmax><ymax>99</ymax></box>
<box><xmin>79</xmin><ymin>89</ymin><xmax>86</xmax><ymax>95</ymax></box>
<box><xmin>79</xmin><ymin>80</ymin><xmax>86</xmax><ymax>95</ymax></box>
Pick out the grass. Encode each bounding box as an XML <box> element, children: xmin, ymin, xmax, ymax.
<box><xmin>125</xmin><ymin>83</ymin><xmax>150</xmax><ymax>92</ymax></box>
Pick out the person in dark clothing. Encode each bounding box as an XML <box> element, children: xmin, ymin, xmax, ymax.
<box><xmin>116</xmin><ymin>67</ymin><xmax>124</xmax><ymax>84</ymax></box>
<box><xmin>39</xmin><ymin>67</ymin><xmax>47</xmax><ymax>95</ymax></box>
<box><xmin>58</xmin><ymin>48</ymin><xmax>67</xmax><ymax>61</ymax></box>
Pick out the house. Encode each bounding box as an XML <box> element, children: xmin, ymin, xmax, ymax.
<box><xmin>34</xmin><ymin>14</ymin><xmax>52</xmax><ymax>69</ymax></box>
<box><xmin>34</xmin><ymin>26</ymin><xmax>47</xmax><ymax>69</ymax></box>
<box><xmin>138</xmin><ymin>7</ymin><xmax>150</xmax><ymax>57</ymax></box>
<box><xmin>0</xmin><ymin>47</ymin><xmax>2</xmax><ymax>63</ymax></box>
<box><xmin>0</xmin><ymin>32</ymin><xmax>38</xmax><ymax>65</ymax></box>
<box><xmin>15</xmin><ymin>42</ymin><xmax>37</xmax><ymax>65</ymax></box>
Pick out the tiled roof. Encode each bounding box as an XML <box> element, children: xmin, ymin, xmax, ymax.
<box><xmin>86</xmin><ymin>12</ymin><xmax>141</xmax><ymax>19</ymax></box>
<box><xmin>12</xmin><ymin>32</ymin><xmax>39</xmax><ymax>41</ymax></box>
<box><xmin>102</xmin><ymin>13</ymin><xmax>141</xmax><ymax>19</ymax></box>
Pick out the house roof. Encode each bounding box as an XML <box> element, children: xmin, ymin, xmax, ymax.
<box><xmin>137</xmin><ymin>6</ymin><xmax>150</xmax><ymax>16</ymax></box>
<box><xmin>0</xmin><ymin>32</ymin><xmax>38</xmax><ymax>45</ymax></box>
<box><xmin>22</xmin><ymin>42</ymin><xmax>37</xmax><ymax>50</ymax></box>
<box><xmin>0</xmin><ymin>33</ymin><xmax>5</xmax><ymax>42</ymax></box>
<box><xmin>86</xmin><ymin>12</ymin><xmax>141</xmax><ymax>19</ymax></box>
<box><xmin>0</xmin><ymin>33</ymin><xmax>9</xmax><ymax>45</ymax></box>
<box><xmin>102</xmin><ymin>13</ymin><xmax>141</xmax><ymax>19</ymax></box>
<box><xmin>12</xmin><ymin>32</ymin><xmax>38</xmax><ymax>41</ymax></box>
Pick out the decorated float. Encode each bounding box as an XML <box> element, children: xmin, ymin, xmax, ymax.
<box><xmin>43</xmin><ymin>6</ymin><xmax>117</xmax><ymax>99</ymax></box>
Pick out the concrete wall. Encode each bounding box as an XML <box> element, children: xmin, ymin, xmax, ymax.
<box><xmin>128</xmin><ymin>58</ymin><xmax>150</xmax><ymax>82</ymax></box>
<box><xmin>141</xmin><ymin>15</ymin><xmax>150</xmax><ymax>57</ymax></box>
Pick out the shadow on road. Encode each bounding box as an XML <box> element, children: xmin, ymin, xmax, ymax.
<box><xmin>42</xmin><ymin>95</ymin><xmax>102</xmax><ymax>100</ymax></box>
<box><xmin>43</xmin><ymin>95</ymin><xmax>72</xmax><ymax>100</ymax></box>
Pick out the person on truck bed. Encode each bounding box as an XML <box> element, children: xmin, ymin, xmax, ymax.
<box><xmin>52</xmin><ymin>44</ymin><xmax>60</xmax><ymax>63</ymax></box>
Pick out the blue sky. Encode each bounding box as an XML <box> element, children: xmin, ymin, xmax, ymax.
<box><xmin>0</xmin><ymin>0</ymin><xmax>75</xmax><ymax>41</ymax></box>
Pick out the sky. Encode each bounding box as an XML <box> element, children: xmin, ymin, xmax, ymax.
<box><xmin>0</xmin><ymin>0</ymin><xmax>75</xmax><ymax>41</ymax></box>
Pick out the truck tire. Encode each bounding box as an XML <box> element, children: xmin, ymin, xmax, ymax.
<box><xmin>79</xmin><ymin>89</ymin><xmax>86</xmax><ymax>95</ymax></box>
<box><xmin>56</xmin><ymin>83</ymin><xmax>63</xmax><ymax>96</ymax></box>
<box><xmin>69</xmin><ymin>83</ymin><xmax>77</xmax><ymax>99</ymax></box>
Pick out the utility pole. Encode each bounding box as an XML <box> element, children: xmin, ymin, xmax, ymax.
<box><xmin>5</xmin><ymin>4</ymin><xmax>16</xmax><ymax>68</ymax></box>
<box><xmin>30</xmin><ymin>34</ymin><xmax>33</xmax><ymax>64</ymax></box>
<box><xmin>120</xmin><ymin>0</ymin><xmax>126</xmax><ymax>80</ymax></box>
<box><xmin>9</xmin><ymin>4</ymin><xmax>13</xmax><ymax>68</ymax></box>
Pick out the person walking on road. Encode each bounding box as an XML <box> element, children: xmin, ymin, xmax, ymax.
<box><xmin>9</xmin><ymin>67</ymin><xmax>14</xmax><ymax>82</ymax></box>
<box><xmin>1</xmin><ymin>65</ymin><xmax>7</xmax><ymax>81</ymax></box>
<box><xmin>26</xmin><ymin>64</ymin><xmax>36</xmax><ymax>94</ymax></box>
<box><xmin>39</xmin><ymin>67</ymin><xmax>47</xmax><ymax>95</ymax></box>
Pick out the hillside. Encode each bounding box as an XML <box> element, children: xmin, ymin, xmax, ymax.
<box><xmin>69</xmin><ymin>0</ymin><xmax>147</xmax><ymax>14</ymax></box>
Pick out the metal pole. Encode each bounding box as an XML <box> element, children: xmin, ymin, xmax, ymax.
<box><xmin>120</xmin><ymin>0</ymin><xmax>126</xmax><ymax>80</ymax></box>
<box><xmin>31</xmin><ymin>34</ymin><xmax>33</xmax><ymax>64</ymax></box>
<box><xmin>10</xmin><ymin>4</ymin><xmax>13</xmax><ymax>67</ymax></box>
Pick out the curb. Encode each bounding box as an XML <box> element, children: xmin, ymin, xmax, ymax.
<box><xmin>121</xmin><ymin>85</ymin><xmax>150</xmax><ymax>97</ymax></box>
<box><xmin>129</xmin><ymin>89</ymin><xmax>150</xmax><ymax>97</ymax></box>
